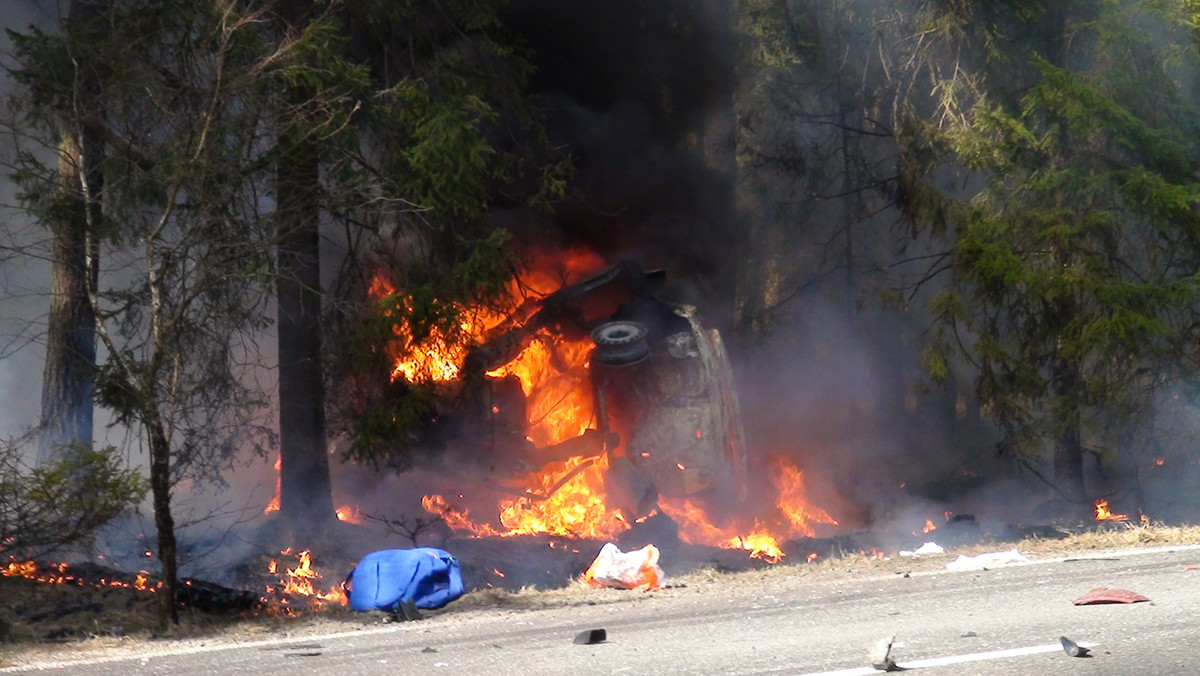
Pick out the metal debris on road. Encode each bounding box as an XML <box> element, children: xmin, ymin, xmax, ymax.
<box><xmin>1072</xmin><ymin>587</ymin><xmax>1150</xmax><ymax>605</ymax></box>
<box><xmin>382</xmin><ymin>600</ymin><xmax>423</xmax><ymax>622</ymax></box>
<box><xmin>1060</xmin><ymin>636</ymin><xmax>1091</xmax><ymax>657</ymax></box>
<box><xmin>869</xmin><ymin>634</ymin><xmax>904</xmax><ymax>671</ymax></box>
<box><xmin>574</xmin><ymin>628</ymin><xmax>607</xmax><ymax>645</ymax></box>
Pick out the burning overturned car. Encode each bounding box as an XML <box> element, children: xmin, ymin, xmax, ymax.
<box><xmin>343</xmin><ymin>257</ymin><xmax>833</xmax><ymax>560</ymax></box>
<box><xmin>460</xmin><ymin>260</ymin><xmax>748</xmax><ymax>518</ymax></box>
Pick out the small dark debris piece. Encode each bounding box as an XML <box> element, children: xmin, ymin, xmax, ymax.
<box><xmin>960</xmin><ymin>631</ymin><xmax>977</xmax><ymax>638</ymax></box>
<box><xmin>386</xmin><ymin>601</ymin><xmax>423</xmax><ymax>622</ymax></box>
<box><xmin>422</xmin><ymin>647</ymin><xmax>438</xmax><ymax>653</ymax></box>
<box><xmin>1072</xmin><ymin>588</ymin><xmax>1150</xmax><ymax>605</ymax></box>
<box><xmin>1060</xmin><ymin>636</ymin><xmax>1091</xmax><ymax>658</ymax></box>
<box><xmin>285</xmin><ymin>652</ymin><xmax>322</xmax><ymax>658</ymax></box>
<box><xmin>574</xmin><ymin>628</ymin><xmax>607</xmax><ymax>645</ymax></box>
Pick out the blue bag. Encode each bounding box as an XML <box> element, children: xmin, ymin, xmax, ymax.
<box><xmin>347</xmin><ymin>548</ymin><xmax>465</xmax><ymax>611</ymax></box>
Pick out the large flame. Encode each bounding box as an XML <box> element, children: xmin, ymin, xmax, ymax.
<box><xmin>772</xmin><ymin>456</ymin><xmax>839</xmax><ymax>537</ymax></box>
<box><xmin>394</xmin><ymin>252</ymin><xmax>622</xmax><ymax>538</ymax></box>
<box><xmin>658</xmin><ymin>456</ymin><xmax>837</xmax><ymax>562</ymax></box>
<box><xmin>368</xmin><ymin>276</ymin><xmax>507</xmax><ymax>384</ymax></box>
<box><xmin>424</xmin><ymin>455</ymin><xmax>628</xmax><ymax>539</ymax></box>
<box><xmin>488</xmin><ymin>337</ymin><xmax>593</xmax><ymax>447</ymax></box>
<box><xmin>258</xmin><ymin>250</ymin><xmax>840</xmax><ymax>564</ymax></box>
<box><xmin>497</xmin><ymin>455</ymin><xmax>626</xmax><ymax>538</ymax></box>
<box><xmin>365</xmin><ymin>251</ymin><xmax>838</xmax><ymax>563</ymax></box>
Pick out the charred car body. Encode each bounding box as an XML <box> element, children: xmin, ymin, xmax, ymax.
<box><xmin>416</xmin><ymin>261</ymin><xmax>748</xmax><ymax>520</ymax></box>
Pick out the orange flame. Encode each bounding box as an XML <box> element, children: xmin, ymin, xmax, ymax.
<box><xmin>422</xmin><ymin>494</ymin><xmax>502</xmax><ymax>537</ymax></box>
<box><xmin>368</xmin><ymin>276</ymin><xmax>498</xmax><ymax>384</ymax></box>
<box><xmin>426</xmin><ymin>455</ymin><xmax>628</xmax><ymax>539</ymax></box>
<box><xmin>657</xmin><ymin>456</ymin><xmax>838</xmax><ymax>562</ymax></box>
<box><xmin>376</xmin><ymin>253</ymin><xmax>841</xmax><ymax>563</ymax></box>
<box><xmin>658</xmin><ymin>498</ymin><xmax>727</xmax><ymax>543</ymax></box>
<box><xmin>267</xmin><ymin>549</ymin><xmax>347</xmax><ymax>610</ymax></box>
<box><xmin>4</xmin><ymin>559</ymin><xmax>160</xmax><ymax>593</ymax></box>
<box><xmin>373</xmin><ymin>254</ymin><xmax>600</xmax><ymax>447</ymax></box>
<box><xmin>657</xmin><ymin>499</ymin><xmax>785</xmax><ymax>561</ymax></box>
<box><xmin>923</xmin><ymin>519</ymin><xmax>937</xmax><ymax>534</ymax></box>
<box><xmin>725</xmin><ymin>524</ymin><xmax>785</xmax><ymax>563</ymax></box>
<box><xmin>3</xmin><ymin>560</ymin><xmax>37</xmax><ymax>578</ymax></box>
<box><xmin>771</xmin><ymin>457</ymin><xmax>839</xmax><ymax>537</ymax></box>
<box><xmin>425</xmin><ymin>453</ymin><xmax>841</xmax><ymax>564</ymax></box>
<box><xmin>1095</xmin><ymin>499</ymin><xmax>1128</xmax><ymax>522</ymax></box>
<box><xmin>497</xmin><ymin>455</ymin><xmax>627</xmax><ymax>538</ymax></box>
<box><xmin>488</xmin><ymin>337</ymin><xmax>594</xmax><ymax>447</ymax></box>
<box><xmin>264</xmin><ymin>456</ymin><xmax>281</xmax><ymax>514</ymax></box>
<box><xmin>335</xmin><ymin>505</ymin><xmax>364</xmax><ymax>524</ymax></box>
<box><xmin>400</xmin><ymin>253</ymin><xmax>637</xmax><ymax>540</ymax></box>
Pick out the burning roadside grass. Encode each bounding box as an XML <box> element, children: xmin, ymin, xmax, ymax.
<box><xmin>0</xmin><ymin>547</ymin><xmax>353</xmax><ymax>648</ymax></box>
<box><xmin>3</xmin><ymin>520</ymin><xmax>1198</xmax><ymax>661</ymax></box>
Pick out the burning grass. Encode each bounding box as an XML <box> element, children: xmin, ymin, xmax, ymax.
<box><xmin>0</xmin><ymin>547</ymin><xmax>350</xmax><ymax>651</ymax></box>
<box><xmin>0</xmin><ymin>518</ymin><xmax>1195</xmax><ymax>672</ymax></box>
<box><xmin>3</xmin><ymin>520</ymin><xmax>1199</xmax><ymax>668</ymax></box>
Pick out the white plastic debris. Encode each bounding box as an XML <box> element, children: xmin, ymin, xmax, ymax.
<box><xmin>900</xmin><ymin>542</ymin><xmax>945</xmax><ymax>557</ymax></box>
<box><xmin>583</xmin><ymin>543</ymin><xmax>664</xmax><ymax>590</ymax></box>
<box><xmin>945</xmin><ymin>548</ymin><xmax>1030</xmax><ymax>572</ymax></box>
<box><xmin>913</xmin><ymin>541</ymin><xmax>945</xmax><ymax>555</ymax></box>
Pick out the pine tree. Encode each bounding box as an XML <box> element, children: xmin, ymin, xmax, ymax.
<box><xmin>6</xmin><ymin>0</ymin><xmax>366</xmax><ymax>628</ymax></box>
<box><xmin>899</xmin><ymin>0</ymin><xmax>1200</xmax><ymax>509</ymax></box>
<box><xmin>35</xmin><ymin>0</ymin><xmax>106</xmax><ymax>464</ymax></box>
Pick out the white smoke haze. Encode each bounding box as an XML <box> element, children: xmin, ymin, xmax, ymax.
<box><xmin>0</xmin><ymin>1</ymin><xmax>51</xmax><ymax>451</ymax></box>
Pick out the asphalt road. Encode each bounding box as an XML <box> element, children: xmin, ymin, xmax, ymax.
<box><xmin>6</xmin><ymin>545</ymin><xmax>1200</xmax><ymax>675</ymax></box>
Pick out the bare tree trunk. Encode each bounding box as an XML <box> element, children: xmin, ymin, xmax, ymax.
<box><xmin>37</xmin><ymin>0</ymin><xmax>106</xmax><ymax>463</ymax></box>
<box><xmin>38</xmin><ymin>137</ymin><xmax>98</xmax><ymax>462</ymax></box>
<box><xmin>145</xmin><ymin>415</ymin><xmax>178</xmax><ymax>629</ymax></box>
<box><xmin>1041</xmin><ymin>2</ymin><xmax>1095</xmax><ymax>511</ymax></box>
<box><xmin>275</xmin><ymin>0</ymin><xmax>334</xmax><ymax>527</ymax></box>
<box><xmin>1051</xmin><ymin>343</ymin><xmax>1087</xmax><ymax>506</ymax></box>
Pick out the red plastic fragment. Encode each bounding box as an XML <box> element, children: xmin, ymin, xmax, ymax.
<box><xmin>1072</xmin><ymin>587</ymin><xmax>1150</xmax><ymax>605</ymax></box>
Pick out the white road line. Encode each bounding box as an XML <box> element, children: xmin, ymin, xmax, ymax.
<box><xmin>796</xmin><ymin>642</ymin><xmax>1097</xmax><ymax>676</ymax></box>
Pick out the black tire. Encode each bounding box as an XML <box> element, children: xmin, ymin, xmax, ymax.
<box><xmin>590</xmin><ymin>321</ymin><xmax>650</xmax><ymax>365</ymax></box>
